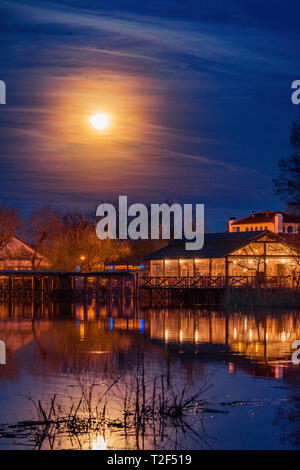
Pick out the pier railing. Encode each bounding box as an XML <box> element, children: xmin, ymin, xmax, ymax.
<box><xmin>140</xmin><ymin>275</ymin><xmax>300</xmax><ymax>289</ymax></box>
<box><xmin>0</xmin><ymin>272</ymin><xmax>298</xmax><ymax>301</ymax></box>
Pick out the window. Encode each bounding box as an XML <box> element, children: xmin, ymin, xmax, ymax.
<box><xmin>246</xmin><ymin>227</ymin><xmax>249</xmax><ymax>232</ymax></box>
<box><xmin>236</xmin><ymin>227</ymin><xmax>240</xmax><ymax>232</ymax></box>
<box><xmin>287</xmin><ymin>226</ymin><xmax>293</xmax><ymax>233</ymax></box>
<box><xmin>260</xmin><ymin>226</ymin><xmax>263</xmax><ymax>230</ymax></box>
<box><xmin>255</xmin><ymin>227</ymin><xmax>258</xmax><ymax>231</ymax></box>
<box><xmin>264</xmin><ymin>226</ymin><xmax>268</xmax><ymax>230</ymax></box>
<box><xmin>152</xmin><ymin>262</ymin><xmax>163</xmax><ymax>277</ymax></box>
<box><xmin>250</xmin><ymin>227</ymin><xmax>253</xmax><ymax>231</ymax></box>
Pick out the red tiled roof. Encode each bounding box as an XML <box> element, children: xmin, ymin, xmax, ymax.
<box><xmin>231</xmin><ymin>211</ymin><xmax>300</xmax><ymax>225</ymax></box>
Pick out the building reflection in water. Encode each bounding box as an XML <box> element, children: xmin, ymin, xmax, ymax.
<box><xmin>146</xmin><ymin>308</ymin><xmax>300</xmax><ymax>379</ymax></box>
<box><xmin>147</xmin><ymin>308</ymin><xmax>298</xmax><ymax>359</ymax></box>
<box><xmin>0</xmin><ymin>299</ymin><xmax>300</xmax><ymax>381</ymax></box>
<box><xmin>0</xmin><ymin>299</ymin><xmax>300</xmax><ymax>449</ymax></box>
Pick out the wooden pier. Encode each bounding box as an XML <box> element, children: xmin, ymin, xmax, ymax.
<box><xmin>1</xmin><ymin>271</ymin><xmax>299</xmax><ymax>307</ymax></box>
<box><xmin>0</xmin><ymin>270</ymin><xmax>139</xmax><ymax>302</ymax></box>
<box><xmin>139</xmin><ymin>275</ymin><xmax>300</xmax><ymax>306</ymax></box>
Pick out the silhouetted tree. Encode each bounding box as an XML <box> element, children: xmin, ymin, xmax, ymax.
<box><xmin>23</xmin><ymin>206</ymin><xmax>61</xmax><ymax>269</ymax></box>
<box><xmin>273</xmin><ymin>119</ymin><xmax>300</xmax><ymax>211</ymax></box>
<box><xmin>0</xmin><ymin>207</ymin><xmax>22</xmax><ymax>250</ymax></box>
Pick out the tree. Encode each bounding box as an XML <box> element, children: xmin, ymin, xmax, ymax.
<box><xmin>22</xmin><ymin>207</ymin><xmax>61</xmax><ymax>269</ymax></box>
<box><xmin>47</xmin><ymin>211</ymin><xmax>131</xmax><ymax>271</ymax></box>
<box><xmin>273</xmin><ymin>119</ymin><xmax>300</xmax><ymax>211</ymax></box>
<box><xmin>0</xmin><ymin>207</ymin><xmax>22</xmax><ymax>250</ymax></box>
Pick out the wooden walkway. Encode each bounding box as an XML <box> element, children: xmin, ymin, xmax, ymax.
<box><xmin>0</xmin><ymin>270</ymin><xmax>139</xmax><ymax>301</ymax></box>
<box><xmin>0</xmin><ymin>272</ymin><xmax>299</xmax><ymax>306</ymax></box>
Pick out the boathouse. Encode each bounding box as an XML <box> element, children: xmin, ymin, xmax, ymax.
<box><xmin>144</xmin><ymin>231</ymin><xmax>300</xmax><ymax>279</ymax></box>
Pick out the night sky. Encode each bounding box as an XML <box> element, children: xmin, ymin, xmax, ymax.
<box><xmin>1</xmin><ymin>0</ymin><xmax>300</xmax><ymax>230</ymax></box>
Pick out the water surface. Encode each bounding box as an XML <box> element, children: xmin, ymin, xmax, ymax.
<box><xmin>0</xmin><ymin>300</ymin><xmax>299</xmax><ymax>450</ymax></box>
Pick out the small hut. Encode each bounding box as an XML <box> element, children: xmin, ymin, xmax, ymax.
<box><xmin>0</xmin><ymin>236</ymin><xmax>49</xmax><ymax>270</ymax></box>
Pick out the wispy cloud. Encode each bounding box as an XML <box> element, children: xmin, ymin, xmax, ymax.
<box><xmin>0</xmin><ymin>0</ymin><xmax>299</xmax><ymax>224</ymax></box>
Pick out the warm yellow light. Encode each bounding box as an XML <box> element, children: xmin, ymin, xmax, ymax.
<box><xmin>92</xmin><ymin>435</ymin><xmax>107</xmax><ymax>450</ymax></box>
<box><xmin>80</xmin><ymin>322</ymin><xmax>85</xmax><ymax>342</ymax></box>
<box><xmin>165</xmin><ymin>260</ymin><xmax>169</xmax><ymax>264</ymax></box>
<box><xmin>80</xmin><ymin>255</ymin><xmax>86</xmax><ymax>261</ymax></box>
<box><xmin>281</xmin><ymin>259</ymin><xmax>286</xmax><ymax>264</ymax></box>
<box><xmin>91</xmin><ymin>113</ymin><xmax>110</xmax><ymax>130</ymax></box>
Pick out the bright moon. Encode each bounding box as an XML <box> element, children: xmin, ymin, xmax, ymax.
<box><xmin>91</xmin><ymin>114</ymin><xmax>109</xmax><ymax>130</ymax></box>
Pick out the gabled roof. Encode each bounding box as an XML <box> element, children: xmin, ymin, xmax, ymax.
<box><xmin>0</xmin><ymin>236</ymin><xmax>49</xmax><ymax>266</ymax></box>
<box><xmin>231</xmin><ymin>211</ymin><xmax>300</xmax><ymax>226</ymax></box>
<box><xmin>144</xmin><ymin>231</ymin><xmax>283</xmax><ymax>260</ymax></box>
<box><xmin>5</xmin><ymin>236</ymin><xmax>35</xmax><ymax>254</ymax></box>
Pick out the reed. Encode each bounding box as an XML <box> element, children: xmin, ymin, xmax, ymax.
<box><xmin>0</xmin><ymin>358</ymin><xmax>220</xmax><ymax>450</ymax></box>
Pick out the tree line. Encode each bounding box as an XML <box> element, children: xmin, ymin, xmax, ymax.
<box><xmin>0</xmin><ymin>207</ymin><xmax>166</xmax><ymax>271</ymax></box>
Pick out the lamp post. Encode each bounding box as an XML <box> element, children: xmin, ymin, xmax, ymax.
<box><xmin>80</xmin><ymin>255</ymin><xmax>86</xmax><ymax>272</ymax></box>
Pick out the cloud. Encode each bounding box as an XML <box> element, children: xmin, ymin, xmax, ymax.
<box><xmin>0</xmin><ymin>0</ymin><xmax>298</xmax><ymax>227</ymax></box>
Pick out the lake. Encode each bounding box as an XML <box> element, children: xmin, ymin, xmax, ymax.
<box><xmin>0</xmin><ymin>299</ymin><xmax>299</xmax><ymax>450</ymax></box>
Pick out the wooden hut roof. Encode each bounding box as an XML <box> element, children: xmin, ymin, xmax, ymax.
<box><xmin>144</xmin><ymin>231</ymin><xmax>282</xmax><ymax>260</ymax></box>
